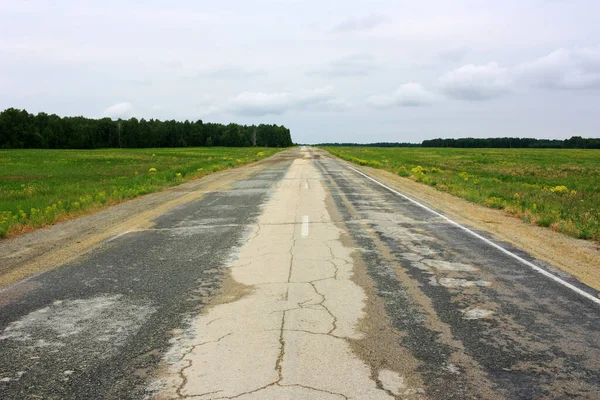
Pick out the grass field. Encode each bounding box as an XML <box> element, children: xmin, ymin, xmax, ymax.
<box><xmin>323</xmin><ymin>147</ymin><xmax>600</xmax><ymax>242</ymax></box>
<box><xmin>0</xmin><ymin>147</ymin><xmax>282</xmax><ymax>238</ymax></box>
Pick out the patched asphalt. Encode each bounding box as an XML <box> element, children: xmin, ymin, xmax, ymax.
<box><xmin>316</xmin><ymin>156</ymin><xmax>600</xmax><ymax>399</ymax></box>
<box><xmin>0</xmin><ymin>159</ymin><xmax>293</xmax><ymax>400</ymax></box>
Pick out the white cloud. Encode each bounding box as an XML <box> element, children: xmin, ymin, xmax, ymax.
<box><xmin>306</xmin><ymin>54</ymin><xmax>379</xmax><ymax>78</ymax></box>
<box><xmin>514</xmin><ymin>47</ymin><xmax>600</xmax><ymax>90</ymax></box>
<box><xmin>103</xmin><ymin>102</ymin><xmax>134</xmax><ymax>119</ymax></box>
<box><xmin>331</xmin><ymin>14</ymin><xmax>389</xmax><ymax>33</ymax></box>
<box><xmin>439</xmin><ymin>62</ymin><xmax>511</xmax><ymax>101</ymax></box>
<box><xmin>211</xmin><ymin>87</ymin><xmax>342</xmax><ymax>116</ymax></box>
<box><xmin>367</xmin><ymin>83</ymin><xmax>436</xmax><ymax>108</ymax></box>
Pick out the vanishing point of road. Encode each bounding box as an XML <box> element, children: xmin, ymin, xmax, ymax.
<box><xmin>1</xmin><ymin>147</ymin><xmax>599</xmax><ymax>399</ymax></box>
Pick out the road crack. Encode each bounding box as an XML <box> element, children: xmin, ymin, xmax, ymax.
<box><xmin>176</xmin><ymin>333</ymin><xmax>234</xmax><ymax>398</ymax></box>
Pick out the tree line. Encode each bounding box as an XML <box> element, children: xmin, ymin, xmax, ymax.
<box><xmin>0</xmin><ymin>108</ymin><xmax>293</xmax><ymax>149</ymax></box>
<box><xmin>319</xmin><ymin>137</ymin><xmax>600</xmax><ymax>149</ymax></box>
<box><xmin>421</xmin><ymin>137</ymin><xmax>600</xmax><ymax>149</ymax></box>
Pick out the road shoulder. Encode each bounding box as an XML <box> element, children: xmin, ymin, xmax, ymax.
<box><xmin>0</xmin><ymin>153</ymin><xmax>288</xmax><ymax>289</ymax></box>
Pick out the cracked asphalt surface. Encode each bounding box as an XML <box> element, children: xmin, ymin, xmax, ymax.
<box><xmin>1</xmin><ymin>147</ymin><xmax>599</xmax><ymax>399</ymax></box>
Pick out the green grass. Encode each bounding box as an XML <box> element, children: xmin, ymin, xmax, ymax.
<box><xmin>322</xmin><ymin>147</ymin><xmax>600</xmax><ymax>242</ymax></box>
<box><xmin>0</xmin><ymin>147</ymin><xmax>282</xmax><ymax>238</ymax></box>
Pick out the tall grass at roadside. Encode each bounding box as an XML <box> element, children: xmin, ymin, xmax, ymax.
<box><xmin>322</xmin><ymin>147</ymin><xmax>600</xmax><ymax>242</ymax></box>
<box><xmin>0</xmin><ymin>147</ymin><xmax>281</xmax><ymax>238</ymax></box>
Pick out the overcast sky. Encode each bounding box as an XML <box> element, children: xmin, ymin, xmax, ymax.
<box><xmin>1</xmin><ymin>0</ymin><xmax>599</xmax><ymax>143</ymax></box>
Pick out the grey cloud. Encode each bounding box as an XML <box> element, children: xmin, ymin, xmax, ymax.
<box><xmin>195</xmin><ymin>65</ymin><xmax>266</xmax><ymax>80</ymax></box>
<box><xmin>437</xmin><ymin>46</ymin><xmax>469</xmax><ymax>62</ymax></box>
<box><xmin>331</xmin><ymin>14</ymin><xmax>388</xmax><ymax>33</ymax></box>
<box><xmin>2</xmin><ymin>1</ymin><xmax>600</xmax><ymax>143</ymax></box>
<box><xmin>126</xmin><ymin>79</ymin><xmax>153</xmax><ymax>87</ymax></box>
<box><xmin>161</xmin><ymin>60</ymin><xmax>184</xmax><ymax>70</ymax></box>
<box><xmin>439</xmin><ymin>62</ymin><xmax>512</xmax><ymax>101</ymax></box>
<box><xmin>367</xmin><ymin>83</ymin><xmax>436</xmax><ymax>108</ymax></box>
<box><xmin>439</xmin><ymin>47</ymin><xmax>600</xmax><ymax>102</ymax></box>
<box><xmin>514</xmin><ymin>47</ymin><xmax>600</xmax><ymax>90</ymax></box>
<box><xmin>211</xmin><ymin>87</ymin><xmax>341</xmax><ymax>116</ymax></box>
<box><xmin>310</xmin><ymin>98</ymin><xmax>353</xmax><ymax>112</ymax></box>
<box><xmin>306</xmin><ymin>54</ymin><xmax>379</xmax><ymax>78</ymax></box>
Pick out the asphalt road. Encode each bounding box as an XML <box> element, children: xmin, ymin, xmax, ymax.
<box><xmin>1</xmin><ymin>147</ymin><xmax>599</xmax><ymax>400</ymax></box>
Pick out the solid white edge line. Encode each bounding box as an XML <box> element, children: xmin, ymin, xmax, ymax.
<box><xmin>346</xmin><ymin>165</ymin><xmax>600</xmax><ymax>306</ymax></box>
<box><xmin>106</xmin><ymin>230</ymin><xmax>133</xmax><ymax>242</ymax></box>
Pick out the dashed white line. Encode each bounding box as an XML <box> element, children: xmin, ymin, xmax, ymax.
<box><xmin>346</xmin><ymin>165</ymin><xmax>600</xmax><ymax>307</ymax></box>
<box><xmin>301</xmin><ymin>215</ymin><xmax>309</xmax><ymax>237</ymax></box>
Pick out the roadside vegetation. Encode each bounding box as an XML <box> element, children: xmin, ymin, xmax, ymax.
<box><xmin>0</xmin><ymin>147</ymin><xmax>281</xmax><ymax>238</ymax></box>
<box><xmin>323</xmin><ymin>147</ymin><xmax>600</xmax><ymax>242</ymax></box>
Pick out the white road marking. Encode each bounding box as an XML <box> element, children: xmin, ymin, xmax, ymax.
<box><xmin>106</xmin><ymin>230</ymin><xmax>133</xmax><ymax>242</ymax></box>
<box><xmin>301</xmin><ymin>215</ymin><xmax>309</xmax><ymax>237</ymax></box>
<box><xmin>346</xmin><ymin>165</ymin><xmax>600</xmax><ymax>307</ymax></box>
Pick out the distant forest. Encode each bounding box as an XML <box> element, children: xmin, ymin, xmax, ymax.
<box><xmin>421</xmin><ymin>137</ymin><xmax>600</xmax><ymax>149</ymax></box>
<box><xmin>0</xmin><ymin>108</ymin><xmax>293</xmax><ymax>149</ymax></box>
<box><xmin>319</xmin><ymin>137</ymin><xmax>600</xmax><ymax>149</ymax></box>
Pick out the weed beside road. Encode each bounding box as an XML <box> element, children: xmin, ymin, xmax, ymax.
<box><xmin>0</xmin><ymin>147</ymin><xmax>281</xmax><ymax>238</ymax></box>
<box><xmin>323</xmin><ymin>147</ymin><xmax>600</xmax><ymax>242</ymax></box>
